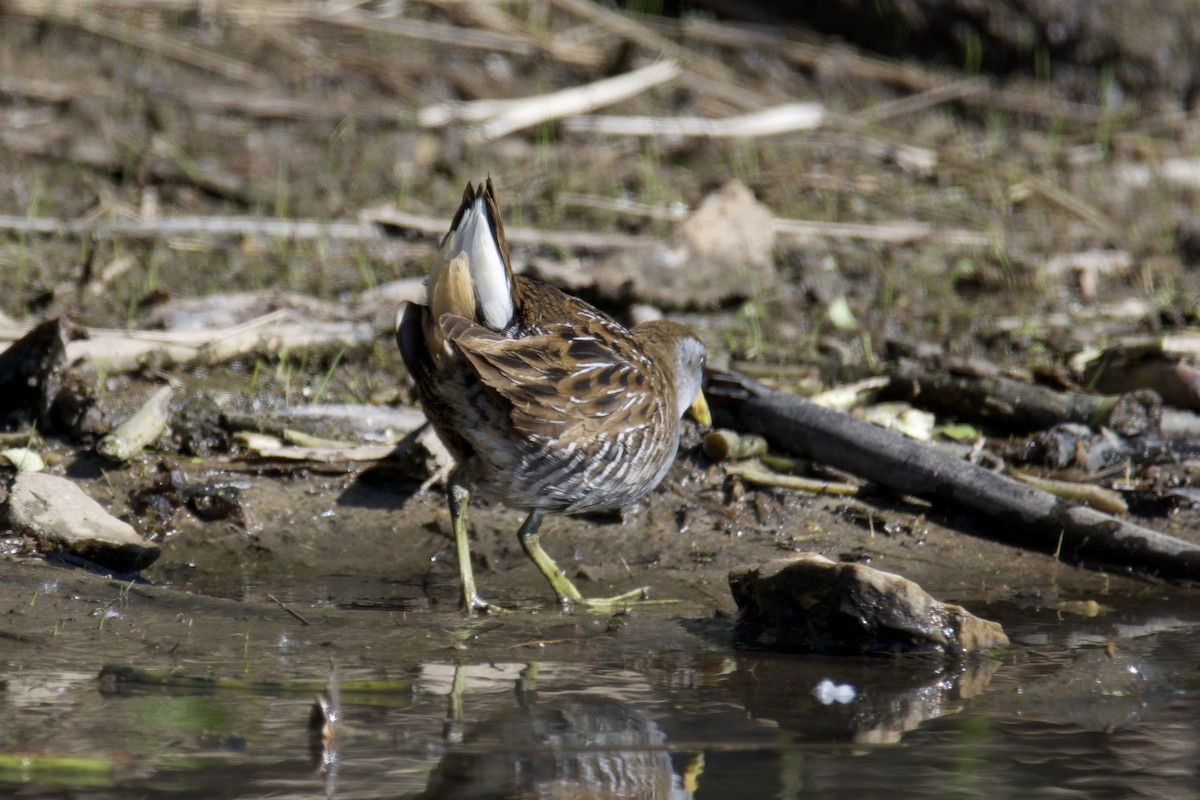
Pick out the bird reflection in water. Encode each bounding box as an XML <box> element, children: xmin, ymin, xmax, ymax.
<box><xmin>420</xmin><ymin>664</ymin><xmax>702</xmax><ymax>800</ymax></box>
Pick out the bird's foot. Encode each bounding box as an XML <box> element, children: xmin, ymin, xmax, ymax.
<box><xmin>463</xmin><ymin>591</ymin><xmax>510</xmax><ymax>615</ymax></box>
<box><xmin>565</xmin><ymin>586</ymin><xmax>677</xmax><ymax>612</ymax></box>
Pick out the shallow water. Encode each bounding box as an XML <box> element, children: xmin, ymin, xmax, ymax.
<box><xmin>2</xmin><ymin>566</ymin><xmax>1198</xmax><ymax>800</ymax></box>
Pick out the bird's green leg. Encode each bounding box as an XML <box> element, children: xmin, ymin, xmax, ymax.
<box><xmin>517</xmin><ymin>510</ymin><xmax>649</xmax><ymax>610</ymax></box>
<box><xmin>443</xmin><ymin>663</ymin><xmax>467</xmax><ymax>743</ymax></box>
<box><xmin>448</xmin><ymin>464</ymin><xmax>503</xmax><ymax>614</ymax></box>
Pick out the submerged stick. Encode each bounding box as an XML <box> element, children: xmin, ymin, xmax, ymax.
<box><xmin>98</xmin><ymin>664</ymin><xmax>410</xmax><ymax>694</ymax></box>
<box><xmin>711</xmin><ymin>373</ymin><xmax>1200</xmax><ymax>583</ymax></box>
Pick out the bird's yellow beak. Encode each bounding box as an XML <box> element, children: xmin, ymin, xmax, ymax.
<box><xmin>687</xmin><ymin>391</ymin><xmax>712</xmax><ymax>428</ymax></box>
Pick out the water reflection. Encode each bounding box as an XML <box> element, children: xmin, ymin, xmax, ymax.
<box><xmin>421</xmin><ymin>664</ymin><xmax>698</xmax><ymax>800</ymax></box>
<box><xmin>728</xmin><ymin>653</ymin><xmax>999</xmax><ymax>744</ymax></box>
<box><xmin>2</xmin><ymin>604</ymin><xmax>1200</xmax><ymax>798</ymax></box>
<box><xmin>403</xmin><ymin>653</ymin><xmax>997</xmax><ymax>798</ymax></box>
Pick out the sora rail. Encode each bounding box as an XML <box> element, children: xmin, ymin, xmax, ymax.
<box><xmin>397</xmin><ymin>178</ymin><xmax>709</xmax><ymax>612</ymax></box>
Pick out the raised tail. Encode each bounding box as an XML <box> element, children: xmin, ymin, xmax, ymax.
<box><xmin>428</xmin><ymin>178</ymin><xmax>515</xmax><ymax>333</ymax></box>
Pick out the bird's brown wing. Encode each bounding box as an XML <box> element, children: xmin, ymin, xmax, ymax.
<box><xmin>438</xmin><ymin>313</ymin><xmax>662</xmax><ymax>441</ymax></box>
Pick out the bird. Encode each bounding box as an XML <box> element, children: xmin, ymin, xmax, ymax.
<box><xmin>396</xmin><ymin>177</ymin><xmax>710</xmax><ymax>612</ymax></box>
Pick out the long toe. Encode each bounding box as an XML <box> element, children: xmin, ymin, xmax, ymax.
<box><xmin>570</xmin><ymin>586</ymin><xmax>674</xmax><ymax>611</ymax></box>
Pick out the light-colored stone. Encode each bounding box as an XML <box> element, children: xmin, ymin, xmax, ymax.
<box><xmin>4</xmin><ymin>471</ymin><xmax>160</xmax><ymax>572</ymax></box>
<box><xmin>729</xmin><ymin>553</ymin><xmax>1008</xmax><ymax>657</ymax></box>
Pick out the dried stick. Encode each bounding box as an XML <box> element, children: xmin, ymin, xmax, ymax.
<box><xmin>0</xmin><ymin>208</ymin><xmax>997</xmax><ymax>253</ymax></box>
<box><xmin>563</xmin><ymin>102</ymin><xmax>824</xmax><ymax>138</ymax></box>
<box><xmin>420</xmin><ymin>60</ymin><xmax>682</xmax><ymax>140</ymax></box>
<box><xmin>856</xmin><ymin>78</ymin><xmax>988</xmax><ymax>123</ymax></box>
<box><xmin>317</xmin><ymin>9</ymin><xmax>537</xmax><ymax>55</ymax></box>
<box><xmin>364</xmin><ymin>208</ymin><xmax>653</xmax><ymax>251</ymax></box>
<box><xmin>0</xmin><ymin>214</ymin><xmax>383</xmax><ymax>242</ymax></box>
<box><xmin>774</xmin><ymin>218</ymin><xmax>996</xmax><ymax>247</ymax></box>
<box><xmin>0</xmin><ymin>209</ymin><xmax>654</xmax><ymax>256</ymax></box>
<box><xmin>710</xmin><ymin>372</ymin><xmax>1200</xmax><ymax>583</ymax></box>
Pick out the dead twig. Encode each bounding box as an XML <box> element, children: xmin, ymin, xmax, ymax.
<box><xmin>267</xmin><ymin>593</ymin><xmax>313</xmax><ymax>626</ymax></box>
<box><xmin>563</xmin><ymin>102</ymin><xmax>824</xmax><ymax>139</ymax></box>
<box><xmin>1013</xmin><ymin>175</ymin><xmax>1115</xmax><ymax>230</ymax></box>
<box><xmin>723</xmin><ymin>462</ymin><xmax>859</xmax><ymax>496</ymax></box>
<box><xmin>0</xmin><ymin>214</ymin><xmax>382</xmax><ymax>242</ymax></box>
<box><xmin>316</xmin><ymin>8</ymin><xmax>538</xmax><ymax>56</ymax></box>
<box><xmin>420</xmin><ymin>60</ymin><xmax>682</xmax><ymax>141</ymax></box>
<box><xmin>1010</xmin><ymin>472</ymin><xmax>1129</xmax><ymax>515</ymax></box>
<box><xmin>364</xmin><ymin>207</ymin><xmax>654</xmax><ymax>252</ymax></box>
<box><xmin>774</xmin><ymin>218</ymin><xmax>997</xmax><ymax>247</ymax></box>
<box><xmin>855</xmin><ymin>78</ymin><xmax>988</xmax><ymax>123</ymax></box>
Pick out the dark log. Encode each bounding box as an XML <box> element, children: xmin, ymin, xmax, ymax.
<box><xmin>0</xmin><ymin>317</ymin><xmax>71</xmax><ymax>429</ymax></box>
<box><xmin>708</xmin><ymin>372</ymin><xmax>1200</xmax><ymax>584</ymax></box>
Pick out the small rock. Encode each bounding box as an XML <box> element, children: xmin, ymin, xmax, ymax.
<box><xmin>4</xmin><ymin>471</ymin><xmax>160</xmax><ymax>572</ymax></box>
<box><xmin>591</xmin><ymin>180</ymin><xmax>776</xmax><ymax>309</ymax></box>
<box><xmin>729</xmin><ymin>553</ymin><xmax>1008</xmax><ymax>657</ymax></box>
<box><xmin>186</xmin><ymin>482</ymin><xmax>246</xmax><ymax>524</ymax></box>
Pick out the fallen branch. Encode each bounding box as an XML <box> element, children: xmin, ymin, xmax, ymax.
<box><xmin>708</xmin><ymin>371</ymin><xmax>1200</xmax><ymax>583</ymax></box>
